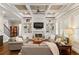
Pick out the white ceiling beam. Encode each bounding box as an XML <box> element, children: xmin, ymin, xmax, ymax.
<box><xmin>28</xmin><ymin>3</ymin><xmax>50</xmax><ymax>5</ymax></box>
<box><xmin>0</xmin><ymin>3</ymin><xmax>23</xmax><ymax>20</ymax></box>
<box><xmin>12</xmin><ymin>3</ymin><xmax>51</xmax><ymax>5</ymax></box>
<box><xmin>56</xmin><ymin>4</ymin><xmax>78</xmax><ymax>18</ymax></box>
<box><xmin>25</xmin><ymin>4</ymin><xmax>33</xmax><ymax>16</ymax></box>
<box><xmin>45</xmin><ymin>3</ymin><xmax>66</xmax><ymax>17</ymax></box>
<box><xmin>59</xmin><ymin>5</ymin><xmax>79</xmax><ymax>18</ymax></box>
<box><xmin>45</xmin><ymin>4</ymin><xmax>52</xmax><ymax>16</ymax></box>
<box><xmin>12</xmin><ymin>3</ymin><xmax>66</xmax><ymax>6</ymax></box>
<box><xmin>7</xmin><ymin>3</ymin><xmax>24</xmax><ymax>19</ymax></box>
<box><xmin>54</xmin><ymin>5</ymin><xmax>67</xmax><ymax>17</ymax></box>
<box><xmin>55</xmin><ymin>4</ymin><xmax>74</xmax><ymax>18</ymax></box>
<box><xmin>12</xmin><ymin>3</ymin><xmax>26</xmax><ymax>5</ymax></box>
<box><xmin>28</xmin><ymin>3</ymin><xmax>66</xmax><ymax>5</ymax></box>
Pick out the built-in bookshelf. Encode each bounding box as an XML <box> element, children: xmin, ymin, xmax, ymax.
<box><xmin>46</xmin><ymin>17</ymin><xmax>56</xmax><ymax>34</ymax></box>
<box><xmin>23</xmin><ymin>17</ymin><xmax>32</xmax><ymax>33</ymax></box>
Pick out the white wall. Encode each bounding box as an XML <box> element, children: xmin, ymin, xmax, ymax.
<box><xmin>0</xmin><ymin>9</ymin><xmax>10</xmax><ymax>43</ymax></box>
<box><xmin>57</xmin><ymin>7</ymin><xmax>79</xmax><ymax>53</ymax></box>
<box><xmin>3</xmin><ymin>19</ymin><xmax>10</xmax><ymax>42</ymax></box>
<box><xmin>58</xmin><ymin>16</ymin><xmax>71</xmax><ymax>36</ymax></box>
<box><xmin>0</xmin><ymin>11</ymin><xmax>4</xmax><ymax>35</ymax></box>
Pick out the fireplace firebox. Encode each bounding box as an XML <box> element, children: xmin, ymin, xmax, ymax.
<box><xmin>35</xmin><ymin>34</ymin><xmax>42</xmax><ymax>37</ymax></box>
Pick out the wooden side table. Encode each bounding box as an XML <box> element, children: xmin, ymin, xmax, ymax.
<box><xmin>56</xmin><ymin>43</ymin><xmax>72</xmax><ymax>55</ymax></box>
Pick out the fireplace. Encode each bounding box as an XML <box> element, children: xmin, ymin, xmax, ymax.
<box><xmin>33</xmin><ymin>34</ymin><xmax>43</xmax><ymax>44</ymax></box>
<box><xmin>35</xmin><ymin>34</ymin><xmax>42</xmax><ymax>38</ymax></box>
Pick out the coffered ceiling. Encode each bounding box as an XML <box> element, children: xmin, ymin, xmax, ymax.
<box><xmin>30</xmin><ymin>5</ymin><xmax>48</xmax><ymax>14</ymax></box>
<box><xmin>13</xmin><ymin>3</ymin><xmax>74</xmax><ymax>17</ymax></box>
<box><xmin>0</xmin><ymin>3</ymin><xmax>78</xmax><ymax>24</ymax></box>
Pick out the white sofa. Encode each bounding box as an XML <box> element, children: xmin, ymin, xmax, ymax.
<box><xmin>8</xmin><ymin>42</ymin><xmax>23</xmax><ymax>50</ymax></box>
<box><xmin>8</xmin><ymin>37</ymin><xmax>23</xmax><ymax>50</ymax></box>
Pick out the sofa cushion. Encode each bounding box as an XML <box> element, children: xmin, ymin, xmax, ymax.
<box><xmin>16</xmin><ymin>37</ymin><xmax>23</xmax><ymax>42</ymax></box>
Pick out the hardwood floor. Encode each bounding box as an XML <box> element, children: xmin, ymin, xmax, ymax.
<box><xmin>0</xmin><ymin>43</ymin><xmax>78</xmax><ymax>55</ymax></box>
<box><xmin>0</xmin><ymin>43</ymin><xmax>20</xmax><ymax>55</ymax></box>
